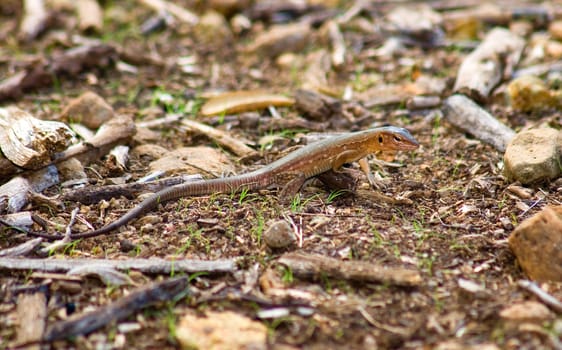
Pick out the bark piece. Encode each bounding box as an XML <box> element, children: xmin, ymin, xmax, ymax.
<box><xmin>504</xmin><ymin>128</ymin><xmax>562</xmax><ymax>184</ymax></box>
<box><xmin>453</xmin><ymin>27</ymin><xmax>525</xmax><ymax>102</ymax></box>
<box><xmin>508</xmin><ymin>205</ymin><xmax>562</xmax><ymax>282</ymax></box>
<box><xmin>0</xmin><ymin>257</ymin><xmax>236</xmax><ymax>274</ymax></box>
<box><xmin>278</xmin><ymin>252</ymin><xmax>422</xmax><ymax>286</ymax></box>
<box><xmin>16</xmin><ymin>292</ymin><xmax>47</xmax><ymax>349</ymax></box>
<box><xmin>0</xmin><ymin>107</ymin><xmax>74</xmax><ymax>169</ymax></box>
<box><xmin>43</xmin><ymin>276</ymin><xmax>189</xmax><ymax>342</ymax></box>
<box><xmin>54</xmin><ymin>113</ymin><xmax>136</xmax><ymax>167</ymax></box>
<box><xmin>76</xmin><ymin>0</ymin><xmax>103</xmax><ymax>32</ymax></box>
<box><xmin>60</xmin><ymin>91</ymin><xmax>115</xmax><ymax>129</ymax></box>
<box><xmin>443</xmin><ymin>94</ymin><xmax>515</xmax><ymax>152</ymax></box>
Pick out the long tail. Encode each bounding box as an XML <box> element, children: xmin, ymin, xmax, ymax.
<box><xmin>29</xmin><ymin>171</ymin><xmax>271</xmax><ymax>241</ymax></box>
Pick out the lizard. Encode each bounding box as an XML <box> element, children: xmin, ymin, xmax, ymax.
<box><xmin>30</xmin><ymin>126</ymin><xmax>419</xmax><ymax>241</ymax></box>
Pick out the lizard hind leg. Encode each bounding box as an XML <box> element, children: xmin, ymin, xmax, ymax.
<box><xmin>277</xmin><ymin>173</ymin><xmax>307</xmax><ymax>202</ymax></box>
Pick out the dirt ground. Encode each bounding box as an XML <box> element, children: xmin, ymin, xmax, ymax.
<box><xmin>0</xmin><ymin>0</ymin><xmax>561</xmax><ymax>349</ymax></box>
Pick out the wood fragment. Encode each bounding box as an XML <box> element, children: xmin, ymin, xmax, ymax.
<box><xmin>139</xmin><ymin>0</ymin><xmax>198</xmax><ymax>25</ymax></box>
<box><xmin>278</xmin><ymin>252</ymin><xmax>422</xmax><ymax>286</ymax></box>
<box><xmin>43</xmin><ymin>276</ymin><xmax>190</xmax><ymax>342</ymax></box>
<box><xmin>53</xmin><ymin>113</ymin><xmax>136</xmax><ymax>167</ymax></box>
<box><xmin>293</xmin><ymin>89</ymin><xmax>343</xmax><ymax>122</ymax></box>
<box><xmin>75</xmin><ymin>0</ymin><xmax>103</xmax><ymax>32</ymax></box>
<box><xmin>443</xmin><ymin>94</ymin><xmax>515</xmax><ymax>152</ymax></box>
<box><xmin>327</xmin><ymin>21</ymin><xmax>345</xmax><ymax>67</ymax></box>
<box><xmin>19</xmin><ymin>0</ymin><xmax>49</xmax><ymax>42</ymax></box>
<box><xmin>453</xmin><ymin>27</ymin><xmax>525</xmax><ymax>102</ymax></box>
<box><xmin>0</xmin><ymin>107</ymin><xmax>74</xmax><ymax>169</ymax></box>
<box><xmin>0</xmin><ymin>237</ymin><xmax>42</xmax><ymax>257</ymax></box>
<box><xmin>16</xmin><ymin>292</ymin><xmax>47</xmax><ymax>349</ymax></box>
<box><xmin>0</xmin><ymin>257</ymin><xmax>236</xmax><ymax>274</ymax></box>
<box><xmin>181</xmin><ymin>118</ymin><xmax>258</xmax><ymax>158</ymax></box>
<box><xmin>518</xmin><ymin>280</ymin><xmax>562</xmax><ymax>314</ymax></box>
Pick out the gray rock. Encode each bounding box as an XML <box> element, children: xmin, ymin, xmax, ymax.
<box><xmin>504</xmin><ymin>128</ymin><xmax>562</xmax><ymax>184</ymax></box>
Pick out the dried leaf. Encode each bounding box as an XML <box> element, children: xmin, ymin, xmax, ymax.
<box><xmin>200</xmin><ymin>91</ymin><xmax>294</xmax><ymax>116</ymax></box>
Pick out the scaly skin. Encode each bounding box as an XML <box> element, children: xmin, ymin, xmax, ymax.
<box><xmin>31</xmin><ymin>126</ymin><xmax>419</xmax><ymax>240</ymax></box>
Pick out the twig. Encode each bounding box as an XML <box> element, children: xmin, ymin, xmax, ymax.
<box><xmin>0</xmin><ymin>257</ymin><xmax>236</xmax><ymax>274</ymax></box>
<box><xmin>518</xmin><ymin>280</ymin><xmax>562</xmax><ymax>314</ymax></box>
<box><xmin>43</xmin><ymin>276</ymin><xmax>190</xmax><ymax>342</ymax></box>
<box><xmin>443</xmin><ymin>94</ymin><xmax>515</xmax><ymax>152</ymax></box>
<box><xmin>278</xmin><ymin>252</ymin><xmax>422</xmax><ymax>286</ymax></box>
<box><xmin>180</xmin><ymin>118</ymin><xmax>258</xmax><ymax>158</ymax></box>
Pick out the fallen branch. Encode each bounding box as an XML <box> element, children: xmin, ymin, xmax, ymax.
<box><xmin>43</xmin><ymin>276</ymin><xmax>189</xmax><ymax>342</ymax></box>
<box><xmin>278</xmin><ymin>252</ymin><xmax>422</xmax><ymax>286</ymax></box>
<box><xmin>181</xmin><ymin>118</ymin><xmax>258</xmax><ymax>158</ymax></box>
<box><xmin>0</xmin><ymin>257</ymin><xmax>236</xmax><ymax>274</ymax></box>
<box><xmin>443</xmin><ymin>94</ymin><xmax>515</xmax><ymax>152</ymax></box>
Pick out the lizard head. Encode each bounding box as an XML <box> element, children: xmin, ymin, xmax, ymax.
<box><xmin>374</xmin><ymin>127</ymin><xmax>420</xmax><ymax>151</ymax></box>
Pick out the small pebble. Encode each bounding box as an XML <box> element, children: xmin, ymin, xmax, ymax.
<box><xmin>263</xmin><ymin>220</ymin><xmax>296</xmax><ymax>249</ymax></box>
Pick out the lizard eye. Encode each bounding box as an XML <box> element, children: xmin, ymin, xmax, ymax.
<box><xmin>393</xmin><ymin>135</ymin><xmax>402</xmax><ymax>142</ymax></box>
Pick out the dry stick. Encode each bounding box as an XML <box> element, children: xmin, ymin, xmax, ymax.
<box><xmin>139</xmin><ymin>0</ymin><xmax>198</xmax><ymax>25</ymax></box>
<box><xmin>278</xmin><ymin>252</ymin><xmax>422</xmax><ymax>287</ymax></box>
<box><xmin>453</xmin><ymin>27</ymin><xmax>524</xmax><ymax>102</ymax></box>
<box><xmin>43</xmin><ymin>276</ymin><xmax>189</xmax><ymax>342</ymax></box>
<box><xmin>180</xmin><ymin>118</ymin><xmax>258</xmax><ymax>158</ymax></box>
<box><xmin>19</xmin><ymin>0</ymin><xmax>49</xmax><ymax>42</ymax></box>
<box><xmin>518</xmin><ymin>280</ymin><xmax>562</xmax><ymax>314</ymax></box>
<box><xmin>0</xmin><ymin>257</ymin><xmax>236</xmax><ymax>274</ymax></box>
<box><xmin>443</xmin><ymin>94</ymin><xmax>515</xmax><ymax>152</ymax></box>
